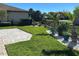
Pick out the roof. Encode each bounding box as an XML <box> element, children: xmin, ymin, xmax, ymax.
<box><xmin>0</xmin><ymin>4</ymin><xmax>27</xmax><ymax>12</ymax></box>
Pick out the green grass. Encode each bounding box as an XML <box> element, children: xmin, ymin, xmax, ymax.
<box><xmin>0</xmin><ymin>26</ymin><xmax>78</xmax><ymax>56</ymax></box>
<box><xmin>18</xmin><ymin>26</ymin><xmax>47</xmax><ymax>34</ymax></box>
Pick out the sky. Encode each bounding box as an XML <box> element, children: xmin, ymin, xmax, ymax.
<box><xmin>6</xmin><ymin>3</ymin><xmax>79</xmax><ymax>13</ymax></box>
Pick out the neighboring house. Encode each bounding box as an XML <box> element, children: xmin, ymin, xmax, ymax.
<box><xmin>0</xmin><ymin>4</ymin><xmax>29</xmax><ymax>25</ymax></box>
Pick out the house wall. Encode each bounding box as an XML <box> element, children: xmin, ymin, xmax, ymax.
<box><xmin>0</xmin><ymin>10</ymin><xmax>7</xmax><ymax>22</ymax></box>
<box><xmin>7</xmin><ymin>11</ymin><xmax>29</xmax><ymax>24</ymax></box>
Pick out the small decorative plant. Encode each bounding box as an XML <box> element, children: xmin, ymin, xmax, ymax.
<box><xmin>57</xmin><ymin>23</ymin><xmax>69</xmax><ymax>36</ymax></box>
<box><xmin>63</xmin><ymin>32</ymin><xmax>70</xmax><ymax>42</ymax></box>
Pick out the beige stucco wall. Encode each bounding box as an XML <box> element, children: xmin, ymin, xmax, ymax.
<box><xmin>0</xmin><ymin>10</ymin><xmax>7</xmax><ymax>22</ymax></box>
<box><xmin>7</xmin><ymin>11</ymin><xmax>29</xmax><ymax>24</ymax></box>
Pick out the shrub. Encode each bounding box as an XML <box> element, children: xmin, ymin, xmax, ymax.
<box><xmin>19</xmin><ymin>18</ymin><xmax>32</xmax><ymax>25</ymax></box>
<box><xmin>57</xmin><ymin>23</ymin><xmax>69</xmax><ymax>36</ymax></box>
<box><xmin>50</xmin><ymin>27</ymin><xmax>55</xmax><ymax>35</ymax></box>
<box><xmin>63</xmin><ymin>32</ymin><xmax>70</xmax><ymax>42</ymax></box>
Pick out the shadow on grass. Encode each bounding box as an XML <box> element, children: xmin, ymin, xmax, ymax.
<box><xmin>42</xmin><ymin>49</ymin><xmax>76</xmax><ymax>56</ymax></box>
<box><xmin>35</xmin><ymin>34</ymin><xmax>56</xmax><ymax>39</ymax></box>
<box><xmin>35</xmin><ymin>34</ymin><xmax>50</xmax><ymax>36</ymax></box>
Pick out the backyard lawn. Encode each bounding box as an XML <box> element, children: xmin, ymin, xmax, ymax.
<box><xmin>0</xmin><ymin>26</ymin><xmax>79</xmax><ymax>56</ymax></box>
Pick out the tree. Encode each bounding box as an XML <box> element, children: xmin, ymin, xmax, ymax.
<box><xmin>67</xmin><ymin>12</ymin><xmax>74</xmax><ymax>20</ymax></box>
<box><xmin>45</xmin><ymin>12</ymin><xmax>59</xmax><ymax>31</ymax></box>
<box><xmin>63</xmin><ymin>12</ymin><xmax>73</xmax><ymax>20</ymax></box>
<box><xmin>34</xmin><ymin>10</ymin><xmax>43</xmax><ymax>21</ymax></box>
<box><xmin>42</xmin><ymin>12</ymin><xmax>47</xmax><ymax>20</ymax></box>
<box><xmin>28</xmin><ymin>8</ymin><xmax>43</xmax><ymax>22</ymax></box>
<box><xmin>28</xmin><ymin>8</ymin><xmax>35</xmax><ymax>20</ymax></box>
<box><xmin>73</xmin><ymin>6</ymin><xmax>79</xmax><ymax>19</ymax></box>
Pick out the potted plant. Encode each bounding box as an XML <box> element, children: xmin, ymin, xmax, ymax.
<box><xmin>63</xmin><ymin>32</ymin><xmax>70</xmax><ymax>42</ymax></box>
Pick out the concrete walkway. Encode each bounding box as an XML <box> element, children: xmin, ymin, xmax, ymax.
<box><xmin>0</xmin><ymin>39</ymin><xmax>7</xmax><ymax>56</ymax></box>
<box><xmin>0</xmin><ymin>28</ymin><xmax>32</xmax><ymax>56</ymax></box>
